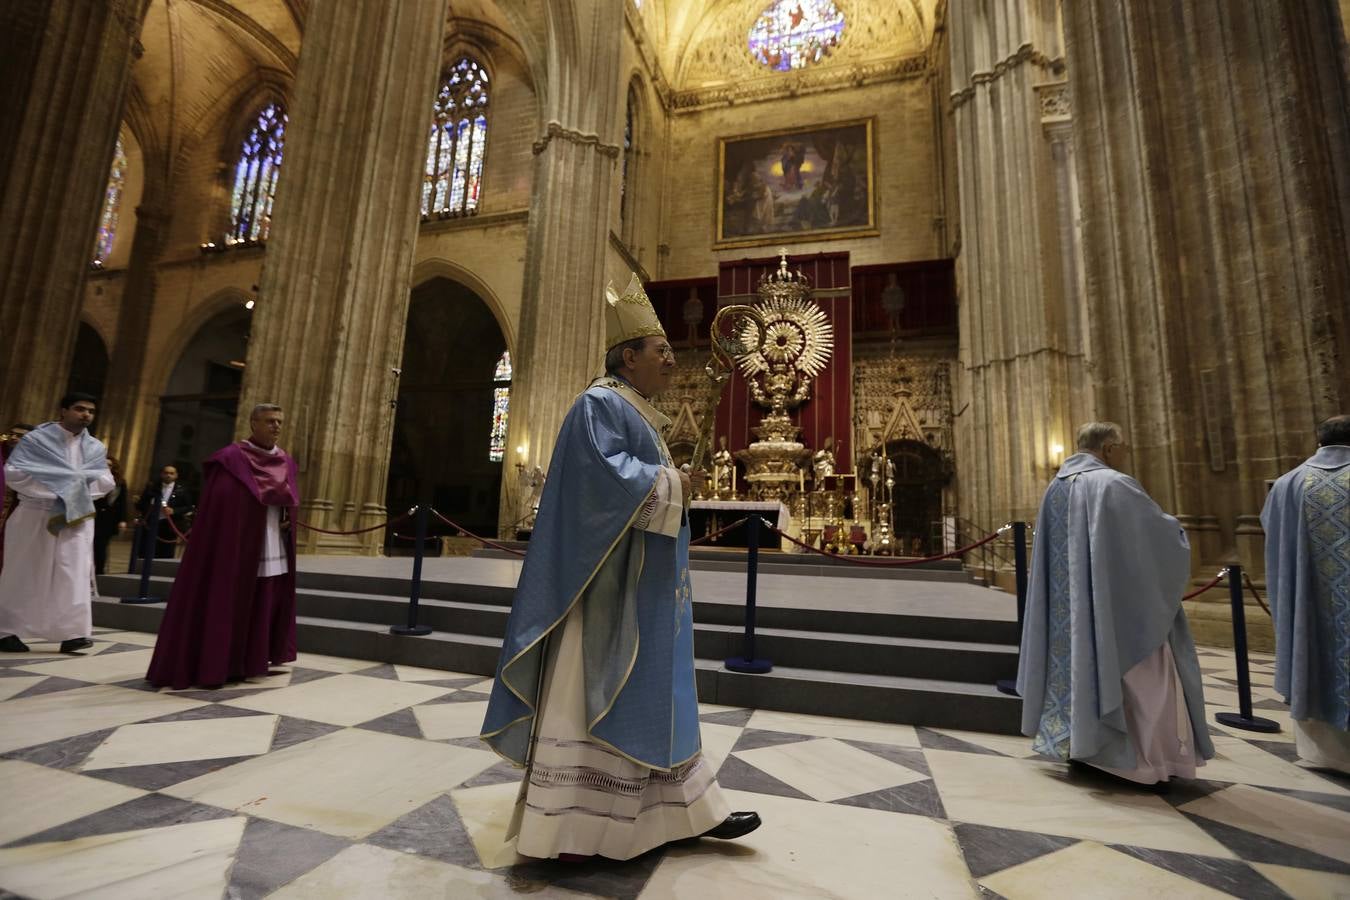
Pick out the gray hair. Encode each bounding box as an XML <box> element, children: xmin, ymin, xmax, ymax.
<box><xmin>604</xmin><ymin>337</ymin><xmax>649</xmax><ymax>376</ymax></box>
<box><xmin>1076</xmin><ymin>421</ymin><xmax>1123</xmax><ymax>452</ymax></box>
<box><xmin>250</xmin><ymin>403</ymin><xmax>283</xmax><ymax>420</ymax></box>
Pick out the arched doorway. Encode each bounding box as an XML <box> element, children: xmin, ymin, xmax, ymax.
<box><xmin>149</xmin><ymin>306</ymin><xmax>250</xmax><ymax>498</ymax></box>
<box><xmin>883</xmin><ymin>438</ymin><xmax>949</xmax><ymax>556</ymax></box>
<box><xmin>387</xmin><ymin>277</ymin><xmax>507</xmax><ymax>544</ymax></box>
<box><xmin>66</xmin><ymin>322</ymin><xmax>110</xmax><ymax>425</ymax></box>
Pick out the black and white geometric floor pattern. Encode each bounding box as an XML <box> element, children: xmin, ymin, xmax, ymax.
<box><xmin>0</xmin><ymin>633</ymin><xmax>1346</xmax><ymax>898</ymax></box>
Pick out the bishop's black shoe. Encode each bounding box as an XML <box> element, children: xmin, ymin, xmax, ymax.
<box><xmin>702</xmin><ymin>811</ymin><xmax>762</xmax><ymax>840</ymax></box>
<box><xmin>0</xmin><ymin>635</ymin><xmax>30</xmax><ymax>652</ymax></box>
<box><xmin>59</xmin><ymin>637</ymin><xmax>94</xmax><ymax>654</ymax></box>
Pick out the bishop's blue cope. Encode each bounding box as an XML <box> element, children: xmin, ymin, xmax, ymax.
<box><xmin>480</xmin><ymin>378</ymin><xmax>701</xmax><ymax>771</ymax></box>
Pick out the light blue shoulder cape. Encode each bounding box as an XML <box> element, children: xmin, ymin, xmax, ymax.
<box><xmin>5</xmin><ymin>422</ymin><xmax>108</xmax><ymax>534</ymax></box>
<box><xmin>480</xmin><ymin>377</ymin><xmax>701</xmax><ymax>771</ymax></box>
<box><xmin>1017</xmin><ymin>453</ymin><xmax>1214</xmax><ymax>768</ymax></box>
<box><xmin>1261</xmin><ymin>444</ymin><xmax>1350</xmax><ymax>728</ymax></box>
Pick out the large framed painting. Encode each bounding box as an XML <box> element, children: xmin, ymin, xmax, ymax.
<box><xmin>716</xmin><ymin>117</ymin><xmax>876</xmax><ymax>248</ymax></box>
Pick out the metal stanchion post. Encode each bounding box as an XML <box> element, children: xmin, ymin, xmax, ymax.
<box><xmin>1214</xmin><ymin>564</ymin><xmax>1279</xmax><ymax>733</ymax></box>
<box><xmin>391</xmin><ymin>504</ymin><xmax>433</xmax><ymax>636</ymax></box>
<box><xmin>127</xmin><ymin>522</ymin><xmax>140</xmax><ymax>574</ymax></box>
<box><xmin>996</xmin><ymin>521</ymin><xmax>1029</xmax><ymax>696</ymax></box>
<box><xmin>726</xmin><ymin>515</ymin><xmax>772</xmax><ymax>674</ymax></box>
<box><xmin>122</xmin><ymin>496</ymin><xmax>161</xmax><ymax>604</ymax></box>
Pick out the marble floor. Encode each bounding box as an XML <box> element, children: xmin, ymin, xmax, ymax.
<box><xmin>0</xmin><ymin>636</ymin><xmax>1346</xmax><ymax>899</ymax></box>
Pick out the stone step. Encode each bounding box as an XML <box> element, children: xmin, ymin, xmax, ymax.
<box><xmin>89</xmin><ymin>597</ymin><xmax>1021</xmax><ymax>735</ymax></box>
<box><xmin>471</xmin><ymin>545</ymin><xmax>974</xmax><ymax>583</ymax></box>
<box><xmin>97</xmin><ymin>572</ymin><xmax>1019</xmax><ymax>646</ymax></box>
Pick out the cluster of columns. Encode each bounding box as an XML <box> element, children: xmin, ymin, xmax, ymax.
<box><xmin>499</xmin><ymin>3</ymin><xmax>627</xmax><ymax>534</ymax></box>
<box><xmin>1061</xmin><ymin>0</ymin><xmax>1350</xmax><ymax>578</ymax></box>
<box><xmin>948</xmin><ymin>0</ymin><xmax>1092</xmax><ymax>531</ymax></box>
<box><xmin>0</xmin><ymin>1</ymin><xmax>150</xmax><ymax>430</ymax></box>
<box><xmin>0</xmin><ymin>0</ymin><xmax>629</xmax><ymax>555</ymax></box>
<box><xmin>949</xmin><ymin>0</ymin><xmax>1349</xmax><ymax>569</ymax></box>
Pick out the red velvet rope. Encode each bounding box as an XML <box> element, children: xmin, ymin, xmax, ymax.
<box><xmin>1182</xmin><ymin>570</ymin><xmax>1227</xmax><ymax>601</ymax></box>
<box><xmin>429</xmin><ymin>509</ymin><xmax>527</xmax><ymax>557</ymax></box>
<box><xmin>148</xmin><ymin>509</ymin><xmax>416</xmax><ymax>543</ymax></box>
<box><xmin>1241</xmin><ymin>570</ymin><xmax>1273</xmax><ymax>617</ymax></box>
<box><xmin>295</xmin><ymin>509</ymin><xmax>415</xmax><ymax>536</ymax></box>
<box><xmin>161</xmin><ymin>516</ymin><xmax>191</xmax><ymax>544</ymax></box>
<box><xmin>688</xmin><ymin>515</ymin><xmax>753</xmax><ymax>546</ymax></box>
<box><xmin>761</xmin><ymin>517</ymin><xmax>1006</xmax><ymax>566</ymax></box>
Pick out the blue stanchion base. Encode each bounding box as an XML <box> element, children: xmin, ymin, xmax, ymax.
<box><xmin>120</xmin><ymin>596</ymin><xmax>161</xmax><ymax>605</ymax></box>
<box><xmin>995</xmin><ymin>679</ymin><xmax>1020</xmax><ymax>697</ymax></box>
<box><xmin>390</xmin><ymin>624</ymin><xmax>432</xmax><ymax>636</ymax></box>
<box><xmin>725</xmin><ymin>656</ymin><xmax>772</xmax><ymax>674</ymax></box>
<box><xmin>1214</xmin><ymin>711</ymin><xmax>1281</xmax><ymax>733</ymax></box>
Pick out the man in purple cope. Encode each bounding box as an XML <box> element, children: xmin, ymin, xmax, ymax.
<box><xmin>146</xmin><ymin>404</ymin><xmax>299</xmax><ymax>689</ymax></box>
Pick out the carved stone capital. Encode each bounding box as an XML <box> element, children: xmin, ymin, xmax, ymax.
<box><xmin>532</xmin><ymin>121</ymin><xmax>621</xmax><ymax>159</ymax></box>
<box><xmin>1036</xmin><ymin>81</ymin><xmax>1071</xmax><ymax>124</ymax></box>
<box><xmin>951</xmin><ymin>43</ymin><xmax>1066</xmax><ymax>110</ymax></box>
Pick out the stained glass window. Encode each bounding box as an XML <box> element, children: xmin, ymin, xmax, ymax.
<box><xmin>493</xmin><ymin>350</ymin><xmax>512</xmax><ymax>381</ymax></box>
<box><xmin>748</xmin><ymin>0</ymin><xmax>845</xmax><ymax>71</ymax></box>
<box><xmin>229</xmin><ymin>102</ymin><xmax>287</xmax><ymax>244</ymax></box>
<box><xmin>423</xmin><ymin>57</ymin><xmax>489</xmax><ymax>219</ymax></box>
<box><xmin>489</xmin><ymin>350</ymin><xmax>511</xmax><ymax>462</ymax></box>
<box><xmin>92</xmin><ymin>136</ymin><xmax>127</xmax><ymax>266</ymax></box>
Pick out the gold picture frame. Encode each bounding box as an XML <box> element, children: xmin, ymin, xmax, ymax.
<box><xmin>715</xmin><ymin>117</ymin><xmax>876</xmax><ymax>249</ymax></box>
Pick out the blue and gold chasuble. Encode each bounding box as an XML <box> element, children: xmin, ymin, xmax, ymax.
<box><xmin>1261</xmin><ymin>445</ymin><xmax>1350</xmax><ymax>729</ymax></box>
<box><xmin>481</xmin><ymin>377</ymin><xmax>701</xmax><ymax>771</ymax></box>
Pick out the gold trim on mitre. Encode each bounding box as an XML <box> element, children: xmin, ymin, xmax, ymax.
<box><xmin>604</xmin><ymin>273</ymin><xmax>667</xmax><ymax>350</ymax></box>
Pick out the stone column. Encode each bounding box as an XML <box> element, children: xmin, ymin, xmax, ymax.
<box><xmin>99</xmin><ymin>198</ymin><xmax>170</xmax><ymax>483</ymax></box>
<box><xmin>237</xmin><ymin>0</ymin><xmax>449</xmax><ymax>554</ymax></box>
<box><xmin>500</xmin><ymin>0</ymin><xmax>625</xmax><ymax>532</ymax></box>
<box><xmin>948</xmin><ymin>0</ymin><xmax>1090</xmax><ymax>534</ymax></box>
<box><xmin>0</xmin><ymin>0</ymin><xmax>149</xmax><ymax>428</ymax></box>
<box><xmin>1063</xmin><ymin>0</ymin><xmax>1350</xmax><ymax>586</ymax></box>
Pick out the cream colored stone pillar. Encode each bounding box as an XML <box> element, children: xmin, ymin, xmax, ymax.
<box><xmin>0</xmin><ymin>1</ymin><xmax>149</xmax><ymax>427</ymax></box>
<box><xmin>500</xmin><ymin>0</ymin><xmax>625</xmax><ymax>533</ymax></box>
<box><xmin>1062</xmin><ymin>0</ymin><xmax>1350</xmax><ymax>588</ymax></box>
<box><xmin>948</xmin><ymin>0</ymin><xmax>1090</xmax><ymax>534</ymax></box>
<box><xmin>237</xmin><ymin>0</ymin><xmax>449</xmax><ymax>554</ymax></box>
<box><xmin>99</xmin><ymin>199</ymin><xmax>169</xmax><ymax>483</ymax></box>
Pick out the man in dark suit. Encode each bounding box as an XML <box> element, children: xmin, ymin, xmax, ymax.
<box><xmin>135</xmin><ymin>465</ymin><xmax>193</xmax><ymax>559</ymax></box>
<box><xmin>93</xmin><ymin>456</ymin><xmax>128</xmax><ymax>574</ymax></box>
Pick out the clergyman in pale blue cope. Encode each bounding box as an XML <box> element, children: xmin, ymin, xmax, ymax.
<box><xmin>1261</xmin><ymin>416</ymin><xmax>1350</xmax><ymax>772</ymax></box>
<box><xmin>1018</xmin><ymin>430</ymin><xmax>1214</xmax><ymax>782</ymax></box>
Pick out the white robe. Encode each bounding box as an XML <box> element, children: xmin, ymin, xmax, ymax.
<box><xmin>510</xmin><ymin>605</ymin><xmax>730</xmax><ymax>860</ymax></box>
<box><xmin>246</xmin><ymin>441</ymin><xmax>289</xmax><ymax>578</ymax></box>
<box><xmin>0</xmin><ymin>429</ymin><xmax>115</xmax><ymax>641</ymax></box>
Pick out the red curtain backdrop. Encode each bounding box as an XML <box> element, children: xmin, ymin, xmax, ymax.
<box><xmin>850</xmin><ymin>260</ymin><xmax>957</xmax><ymax>338</ymax></box>
<box><xmin>646</xmin><ymin>256</ymin><xmax>956</xmax><ymax>481</ymax></box>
